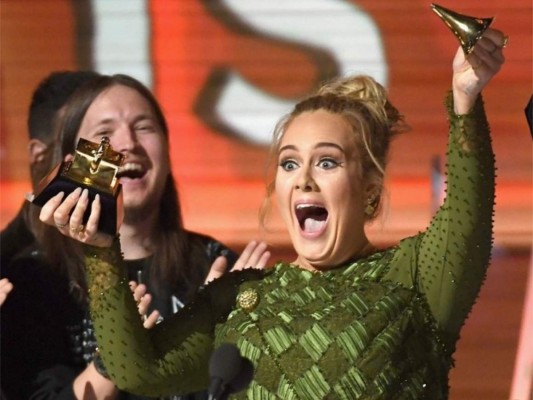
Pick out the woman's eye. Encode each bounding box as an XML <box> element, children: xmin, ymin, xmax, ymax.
<box><xmin>280</xmin><ymin>160</ymin><xmax>298</xmax><ymax>171</ymax></box>
<box><xmin>317</xmin><ymin>158</ymin><xmax>338</xmax><ymax>169</ymax></box>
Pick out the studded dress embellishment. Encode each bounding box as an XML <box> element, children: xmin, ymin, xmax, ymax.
<box><xmin>238</xmin><ymin>288</ymin><xmax>259</xmax><ymax>312</ymax></box>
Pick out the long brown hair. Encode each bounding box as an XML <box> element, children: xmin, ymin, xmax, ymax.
<box><xmin>30</xmin><ymin>74</ymin><xmax>206</xmax><ymax>302</ymax></box>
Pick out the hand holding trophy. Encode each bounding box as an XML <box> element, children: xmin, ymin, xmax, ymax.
<box><xmin>431</xmin><ymin>3</ymin><xmax>508</xmax><ymax>114</ymax></box>
<box><xmin>30</xmin><ymin>136</ymin><xmax>124</xmax><ymax>245</ymax></box>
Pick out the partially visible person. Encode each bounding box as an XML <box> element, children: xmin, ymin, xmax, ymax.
<box><xmin>0</xmin><ymin>278</ymin><xmax>13</xmax><ymax>400</ymax></box>
<box><xmin>41</xmin><ymin>28</ymin><xmax>506</xmax><ymax>399</ymax></box>
<box><xmin>0</xmin><ymin>70</ymin><xmax>100</xmax><ymax>400</ymax></box>
<box><xmin>1</xmin><ymin>73</ymin><xmax>270</xmax><ymax>399</ymax></box>
<box><xmin>0</xmin><ymin>71</ymin><xmax>101</xmax><ymax>270</ymax></box>
<box><xmin>0</xmin><ymin>278</ymin><xmax>13</xmax><ymax>306</ymax></box>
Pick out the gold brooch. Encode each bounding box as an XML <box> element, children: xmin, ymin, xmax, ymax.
<box><xmin>238</xmin><ymin>288</ymin><xmax>259</xmax><ymax>312</ymax></box>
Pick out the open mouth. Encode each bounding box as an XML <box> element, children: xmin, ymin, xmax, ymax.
<box><xmin>117</xmin><ymin>162</ymin><xmax>146</xmax><ymax>179</ymax></box>
<box><xmin>295</xmin><ymin>204</ymin><xmax>328</xmax><ymax>234</ymax></box>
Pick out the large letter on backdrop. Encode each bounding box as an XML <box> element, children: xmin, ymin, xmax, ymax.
<box><xmin>202</xmin><ymin>0</ymin><xmax>387</xmax><ymax>145</ymax></box>
<box><xmin>91</xmin><ymin>0</ymin><xmax>153</xmax><ymax>86</ymax></box>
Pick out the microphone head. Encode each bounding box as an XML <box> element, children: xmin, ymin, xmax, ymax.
<box><xmin>208</xmin><ymin>343</ymin><xmax>243</xmax><ymax>384</ymax></box>
<box><xmin>227</xmin><ymin>357</ymin><xmax>254</xmax><ymax>393</ymax></box>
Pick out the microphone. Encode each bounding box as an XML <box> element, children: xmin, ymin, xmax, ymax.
<box><xmin>208</xmin><ymin>343</ymin><xmax>254</xmax><ymax>400</ymax></box>
<box><xmin>226</xmin><ymin>357</ymin><xmax>254</xmax><ymax>394</ymax></box>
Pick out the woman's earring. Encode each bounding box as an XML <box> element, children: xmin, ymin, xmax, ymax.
<box><xmin>364</xmin><ymin>197</ymin><xmax>376</xmax><ymax>217</ymax></box>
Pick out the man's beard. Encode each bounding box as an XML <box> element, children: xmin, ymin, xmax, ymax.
<box><xmin>123</xmin><ymin>201</ymin><xmax>158</xmax><ymax>225</ymax></box>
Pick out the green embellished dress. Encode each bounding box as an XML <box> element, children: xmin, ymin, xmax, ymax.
<box><xmin>85</xmin><ymin>94</ymin><xmax>494</xmax><ymax>399</ymax></box>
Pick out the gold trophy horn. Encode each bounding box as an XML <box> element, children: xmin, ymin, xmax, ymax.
<box><xmin>431</xmin><ymin>3</ymin><xmax>493</xmax><ymax>55</ymax></box>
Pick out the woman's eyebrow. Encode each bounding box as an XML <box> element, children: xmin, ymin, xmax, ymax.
<box><xmin>279</xmin><ymin>142</ymin><xmax>344</xmax><ymax>154</ymax></box>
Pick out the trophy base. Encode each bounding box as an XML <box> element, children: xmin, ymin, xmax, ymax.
<box><xmin>32</xmin><ymin>163</ymin><xmax>122</xmax><ymax>236</ymax></box>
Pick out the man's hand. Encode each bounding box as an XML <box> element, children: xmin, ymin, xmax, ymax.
<box><xmin>203</xmin><ymin>240</ymin><xmax>271</xmax><ymax>284</ymax></box>
<box><xmin>129</xmin><ymin>281</ymin><xmax>160</xmax><ymax>329</ymax></box>
<box><xmin>0</xmin><ymin>278</ymin><xmax>13</xmax><ymax>306</ymax></box>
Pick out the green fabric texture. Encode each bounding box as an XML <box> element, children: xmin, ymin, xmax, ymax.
<box><xmin>84</xmin><ymin>93</ymin><xmax>494</xmax><ymax>399</ymax></box>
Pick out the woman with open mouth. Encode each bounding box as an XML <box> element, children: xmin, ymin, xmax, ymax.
<box><xmin>40</xmin><ymin>26</ymin><xmax>507</xmax><ymax>400</ymax></box>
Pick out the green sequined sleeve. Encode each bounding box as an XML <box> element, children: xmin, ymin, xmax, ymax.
<box><xmin>414</xmin><ymin>93</ymin><xmax>494</xmax><ymax>342</ymax></box>
<box><xmin>84</xmin><ymin>239</ymin><xmax>260</xmax><ymax>396</ymax></box>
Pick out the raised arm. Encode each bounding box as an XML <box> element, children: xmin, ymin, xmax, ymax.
<box><xmin>417</xmin><ymin>28</ymin><xmax>506</xmax><ymax>342</ymax></box>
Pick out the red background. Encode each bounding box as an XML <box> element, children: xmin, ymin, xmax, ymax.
<box><xmin>1</xmin><ymin>1</ymin><xmax>531</xmax><ymax>398</ymax></box>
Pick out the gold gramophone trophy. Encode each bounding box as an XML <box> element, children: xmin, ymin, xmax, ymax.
<box><xmin>431</xmin><ymin>3</ymin><xmax>493</xmax><ymax>55</ymax></box>
<box><xmin>31</xmin><ymin>137</ymin><xmax>124</xmax><ymax>235</ymax></box>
